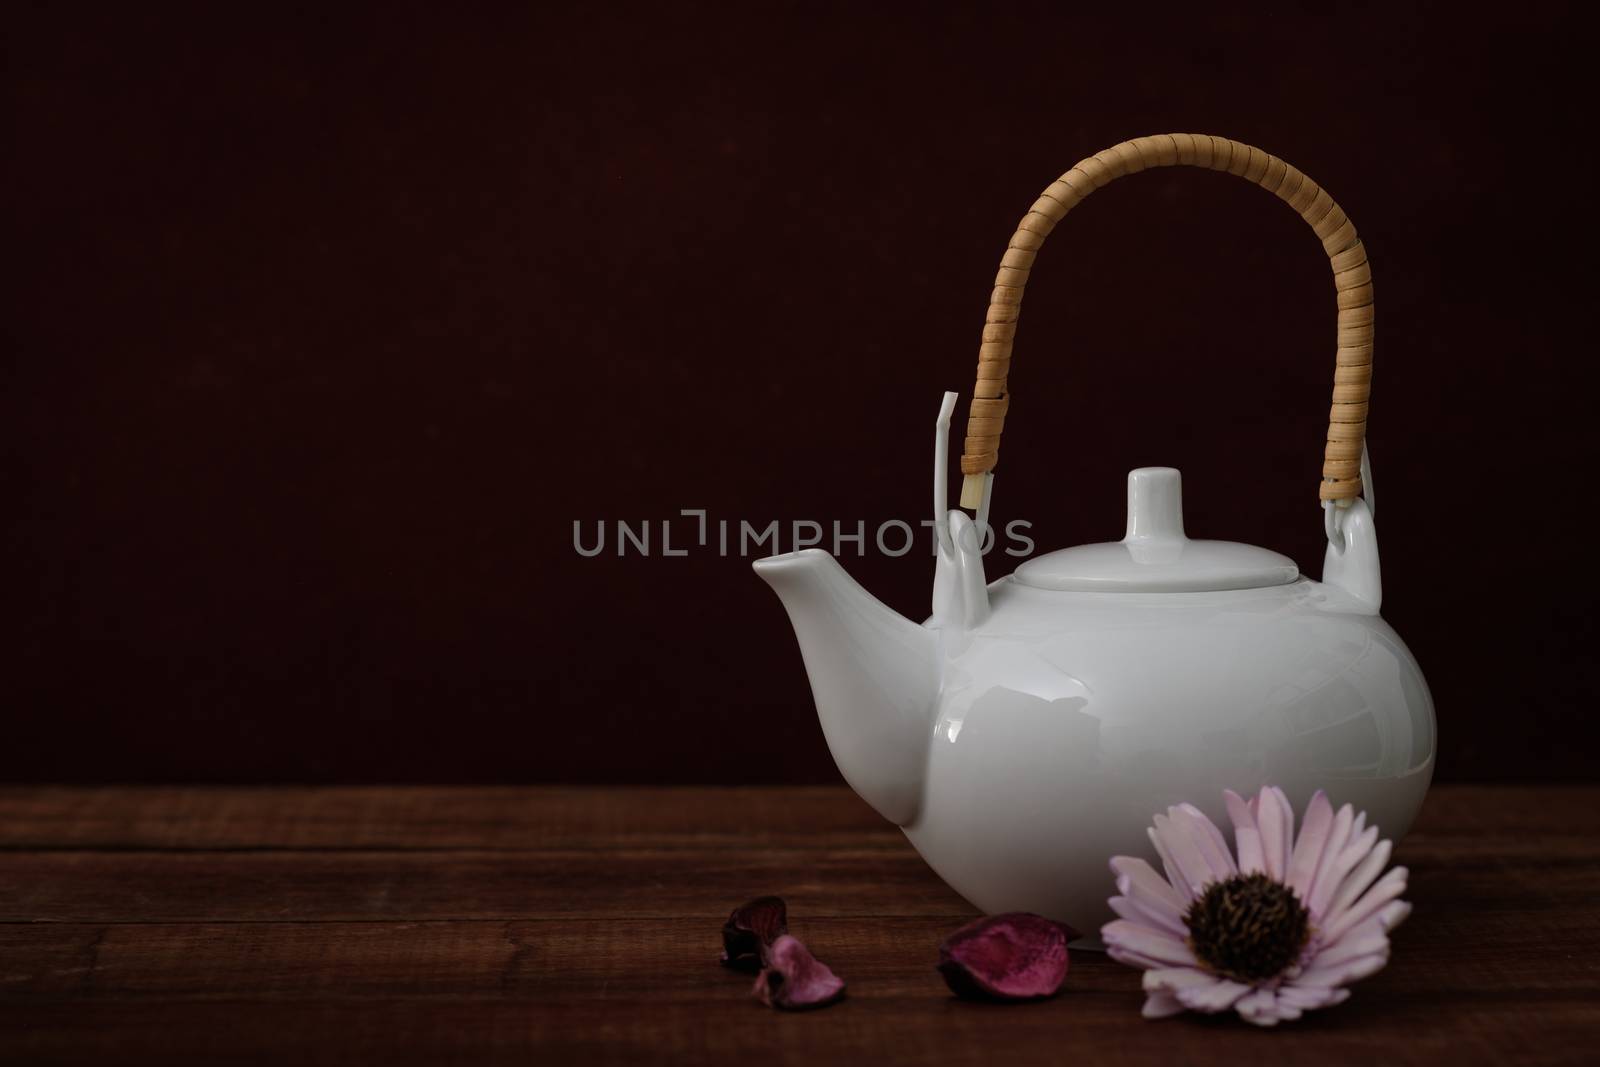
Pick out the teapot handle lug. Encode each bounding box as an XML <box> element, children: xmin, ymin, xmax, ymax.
<box><xmin>933</xmin><ymin>391</ymin><xmax>991</xmax><ymax>628</ymax></box>
<box><xmin>1321</xmin><ymin>442</ymin><xmax>1380</xmax><ymax>613</ymax></box>
<box><xmin>943</xmin><ymin>511</ymin><xmax>991</xmax><ymax>628</ymax></box>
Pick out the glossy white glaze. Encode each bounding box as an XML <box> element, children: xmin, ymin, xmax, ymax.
<box><xmin>907</xmin><ymin>571</ymin><xmax>1432</xmax><ymax>933</ymax></box>
<box><xmin>754</xmin><ymin>548</ymin><xmax>938</xmax><ymax>826</ymax></box>
<box><xmin>753</xmin><ymin>465</ymin><xmax>1433</xmax><ymax>936</ymax></box>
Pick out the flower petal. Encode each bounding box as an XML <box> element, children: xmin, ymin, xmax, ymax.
<box><xmin>1278</xmin><ymin>984</ymin><xmax>1351</xmax><ymax>1011</ymax></box>
<box><xmin>936</xmin><ymin>912</ymin><xmax>1074</xmax><ymax>1001</ymax></box>
<box><xmin>1145</xmin><ymin>827</ymin><xmax>1192</xmax><ymax>901</ymax></box>
<box><xmin>1224</xmin><ymin>789</ymin><xmax>1266</xmax><ymax>874</ymax></box>
<box><xmin>1101</xmin><ymin>919</ymin><xmax>1198</xmax><ymax>969</ymax></box>
<box><xmin>1234</xmin><ymin>987</ymin><xmax>1284</xmax><ymax>1026</ymax></box>
<box><xmin>1321</xmin><ymin>837</ymin><xmax>1390</xmax><ymax>929</ymax></box>
<box><xmin>1343</xmin><ymin>823</ymin><xmax>1379</xmax><ymax>867</ymax></box>
<box><xmin>1111</xmin><ymin>894</ymin><xmax>1187</xmax><ymax>937</ymax></box>
<box><xmin>1110</xmin><ymin>855</ymin><xmax>1186</xmax><ymax>919</ymax></box>
<box><xmin>1141</xmin><ymin>990</ymin><xmax>1186</xmax><ymax>1018</ymax></box>
<box><xmin>1153</xmin><ymin>812</ymin><xmax>1220</xmax><ymax>896</ymax></box>
<box><xmin>1174</xmin><ymin>978</ymin><xmax>1252</xmax><ymax>1013</ymax></box>
<box><xmin>1177</xmin><ymin>803</ymin><xmax>1238</xmax><ymax>882</ymax></box>
<box><xmin>1304</xmin><ymin>803</ymin><xmax>1355</xmax><ymax>916</ymax></box>
<box><xmin>1296</xmin><ymin>949</ymin><xmax>1390</xmax><ymax>987</ymax></box>
<box><xmin>1286</xmin><ymin>790</ymin><xmax>1335</xmax><ymax>899</ymax></box>
<box><xmin>1308</xmin><ymin>823</ymin><xmax>1379</xmax><ymax>922</ymax></box>
<box><xmin>1324</xmin><ymin>866</ymin><xmax>1408</xmax><ymax>944</ymax></box>
<box><xmin>1255</xmin><ymin>786</ymin><xmax>1295</xmax><ymax>881</ymax></box>
<box><xmin>1142</xmin><ymin>967</ymin><xmax>1220</xmax><ymax>992</ymax></box>
<box><xmin>1312</xmin><ymin>927</ymin><xmax>1390</xmax><ymax>970</ymax></box>
<box><xmin>752</xmin><ymin>934</ymin><xmax>846</xmax><ymax>1010</ymax></box>
<box><xmin>720</xmin><ymin>895</ymin><xmax>789</xmax><ymax>971</ymax></box>
<box><xmin>1377</xmin><ymin>899</ymin><xmax>1412</xmax><ymax>933</ymax></box>
<box><xmin>1311</xmin><ymin>899</ymin><xmax>1410</xmax><ymax>981</ymax></box>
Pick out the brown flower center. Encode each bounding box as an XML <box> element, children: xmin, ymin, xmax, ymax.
<box><xmin>1184</xmin><ymin>872</ymin><xmax>1311</xmax><ymax>982</ymax></box>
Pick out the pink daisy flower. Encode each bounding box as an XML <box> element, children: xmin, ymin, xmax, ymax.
<box><xmin>1102</xmin><ymin>786</ymin><xmax>1410</xmax><ymax>1026</ymax></box>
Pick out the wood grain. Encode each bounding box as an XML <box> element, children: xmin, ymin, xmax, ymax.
<box><xmin>1</xmin><ymin>786</ymin><xmax>1597</xmax><ymax>1065</ymax></box>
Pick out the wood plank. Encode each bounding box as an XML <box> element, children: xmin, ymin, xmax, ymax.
<box><xmin>3</xmin><ymin>994</ymin><xmax>1596</xmax><ymax>1067</ymax></box>
<box><xmin>0</xmin><ymin>847</ymin><xmax>975</xmax><ymax>922</ymax></box>
<box><xmin>1</xmin><ymin>784</ymin><xmax>1594</xmax><ymax>850</ymax></box>
<box><xmin>1</xmin><ymin>825</ymin><xmax>1595</xmax><ymax>924</ymax></box>
<box><xmin>0</xmin><ymin>785</ymin><xmax>892</xmax><ymax>850</ymax></box>
<box><xmin>1</xmin><ymin>903</ymin><xmax>1596</xmax><ymax>1003</ymax></box>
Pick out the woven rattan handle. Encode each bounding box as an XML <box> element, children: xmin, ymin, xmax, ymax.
<box><xmin>959</xmin><ymin>133</ymin><xmax>1373</xmax><ymax>510</ymax></box>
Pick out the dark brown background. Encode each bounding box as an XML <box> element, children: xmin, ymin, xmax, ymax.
<box><xmin>6</xmin><ymin>3</ymin><xmax>1593</xmax><ymax>784</ymax></box>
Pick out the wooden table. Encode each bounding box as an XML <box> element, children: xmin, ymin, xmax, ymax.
<box><xmin>0</xmin><ymin>785</ymin><xmax>1595</xmax><ymax>1065</ymax></box>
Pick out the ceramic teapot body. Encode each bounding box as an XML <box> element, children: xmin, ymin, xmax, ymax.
<box><xmin>908</xmin><ymin>569</ymin><xmax>1432</xmax><ymax>934</ymax></box>
<box><xmin>755</xmin><ymin>463</ymin><xmax>1434</xmax><ymax>935</ymax></box>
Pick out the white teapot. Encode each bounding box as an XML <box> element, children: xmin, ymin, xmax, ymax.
<box><xmin>753</xmin><ymin>135</ymin><xmax>1434</xmax><ymax>936</ymax></box>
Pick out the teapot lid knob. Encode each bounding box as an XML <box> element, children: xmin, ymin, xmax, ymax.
<box><xmin>1013</xmin><ymin>466</ymin><xmax>1298</xmax><ymax>592</ymax></box>
<box><xmin>1124</xmin><ymin>467</ymin><xmax>1186</xmax><ymax>543</ymax></box>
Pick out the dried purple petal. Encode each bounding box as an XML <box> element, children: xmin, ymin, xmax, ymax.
<box><xmin>937</xmin><ymin>912</ymin><xmax>1080</xmax><ymax>1001</ymax></box>
<box><xmin>720</xmin><ymin>895</ymin><xmax>788</xmax><ymax>972</ymax></box>
<box><xmin>753</xmin><ymin>934</ymin><xmax>846</xmax><ymax>1010</ymax></box>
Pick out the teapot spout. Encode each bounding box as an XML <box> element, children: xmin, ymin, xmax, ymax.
<box><xmin>753</xmin><ymin>549</ymin><xmax>939</xmax><ymax>825</ymax></box>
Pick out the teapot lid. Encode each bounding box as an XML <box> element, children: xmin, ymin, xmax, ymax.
<box><xmin>1011</xmin><ymin>468</ymin><xmax>1299</xmax><ymax>593</ymax></box>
